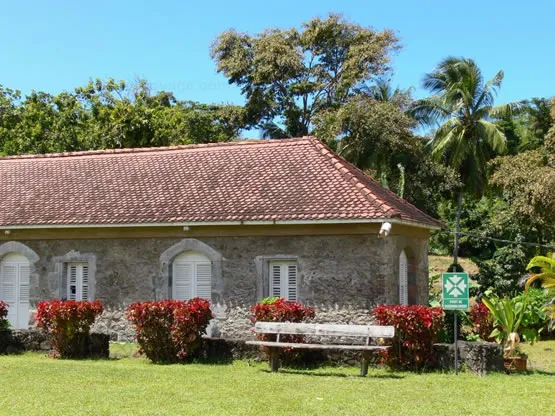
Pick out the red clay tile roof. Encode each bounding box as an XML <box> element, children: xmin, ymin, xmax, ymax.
<box><xmin>0</xmin><ymin>137</ymin><xmax>441</xmax><ymax>228</ymax></box>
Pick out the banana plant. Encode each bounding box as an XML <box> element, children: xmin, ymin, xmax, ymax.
<box><xmin>525</xmin><ymin>254</ymin><xmax>555</xmax><ymax>325</ymax></box>
<box><xmin>481</xmin><ymin>296</ymin><xmax>528</xmax><ymax>358</ymax></box>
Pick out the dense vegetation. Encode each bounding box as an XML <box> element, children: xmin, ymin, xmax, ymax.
<box><xmin>1</xmin><ymin>13</ymin><xmax>553</xmax><ymax>300</ymax></box>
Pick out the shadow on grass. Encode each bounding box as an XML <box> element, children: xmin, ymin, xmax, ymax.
<box><xmin>259</xmin><ymin>368</ymin><xmax>405</xmax><ymax>379</ymax></box>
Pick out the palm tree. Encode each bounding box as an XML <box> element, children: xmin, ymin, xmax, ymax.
<box><xmin>526</xmin><ymin>255</ymin><xmax>555</xmax><ymax>327</ymax></box>
<box><xmin>411</xmin><ymin>57</ymin><xmax>508</xmax><ymax>265</ymax></box>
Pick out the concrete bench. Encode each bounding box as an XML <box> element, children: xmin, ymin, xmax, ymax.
<box><xmin>246</xmin><ymin>322</ymin><xmax>395</xmax><ymax>376</ymax></box>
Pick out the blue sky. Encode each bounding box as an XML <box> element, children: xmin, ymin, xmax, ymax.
<box><xmin>1</xmin><ymin>0</ymin><xmax>553</xmax><ymax>107</ymax></box>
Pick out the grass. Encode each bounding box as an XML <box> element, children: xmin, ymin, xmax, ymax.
<box><xmin>521</xmin><ymin>339</ymin><xmax>555</xmax><ymax>372</ymax></box>
<box><xmin>1</xmin><ymin>343</ymin><xmax>554</xmax><ymax>415</ymax></box>
<box><xmin>429</xmin><ymin>255</ymin><xmax>479</xmax><ymax>275</ymax></box>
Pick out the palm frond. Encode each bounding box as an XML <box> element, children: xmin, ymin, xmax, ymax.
<box><xmin>476</xmin><ymin>119</ymin><xmax>508</xmax><ymax>154</ymax></box>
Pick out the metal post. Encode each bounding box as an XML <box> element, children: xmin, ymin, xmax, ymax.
<box><xmin>452</xmin><ymin>263</ymin><xmax>458</xmax><ymax>375</ymax></box>
<box><xmin>454</xmin><ymin>312</ymin><xmax>458</xmax><ymax>375</ymax></box>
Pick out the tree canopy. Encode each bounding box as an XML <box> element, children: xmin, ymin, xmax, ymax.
<box><xmin>0</xmin><ymin>79</ymin><xmax>246</xmax><ymax>155</ymax></box>
<box><xmin>211</xmin><ymin>14</ymin><xmax>398</xmax><ymax>137</ymax></box>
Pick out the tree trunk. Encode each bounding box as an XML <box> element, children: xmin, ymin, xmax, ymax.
<box><xmin>453</xmin><ymin>190</ymin><xmax>463</xmax><ymax>268</ymax></box>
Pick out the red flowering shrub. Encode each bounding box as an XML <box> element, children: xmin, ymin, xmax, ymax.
<box><xmin>35</xmin><ymin>300</ymin><xmax>104</xmax><ymax>358</ymax></box>
<box><xmin>126</xmin><ymin>298</ymin><xmax>213</xmax><ymax>363</ymax></box>
<box><xmin>0</xmin><ymin>301</ymin><xmax>11</xmax><ymax>354</ymax></box>
<box><xmin>469</xmin><ymin>302</ymin><xmax>495</xmax><ymax>342</ymax></box>
<box><xmin>172</xmin><ymin>298</ymin><xmax>213</xmax><ymax>359</ymax></box>
<box><xmin>373</xmin><ymin>304</ymin><xmax>444</xmax><ymax>371</ymax></box>
<box><xmin>250</xmin><ymin>297</ymin><xmax>315</xmax><ymax>361</ymax></box>
<box><xmin>0</xmin><ymin>300</ymin><xmax>9</xmax><ymax>332</ymax></box>
<box><xmin>250</xmin><ymin>297</ymin><xmax>315</xmax><ymax>324</ymax></box>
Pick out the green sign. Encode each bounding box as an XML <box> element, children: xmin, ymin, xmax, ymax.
<box><xmin>442</xmin><ymin>272</ymin><xmax>469</xmax><ymax>310</ymax></box>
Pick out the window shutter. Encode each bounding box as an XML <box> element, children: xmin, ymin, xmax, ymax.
<box><xmin>173</xmin><ymin>263</ymin><xmax>193</xmax><ymax>301</ymax></box>
<box><xmin>195</xmin><ymin>263</ymin><xmax>212</xmax><ymax>300</ymax></box>
<box><xmin>1</xmin><ymin>264</ymin><xmax>17</xmax><ymax>303</ymax></box>
<box><xmin>68</xmin><ymin>264</ymin><xmax>78</xmax><ymax>301</ymax></box>
<box><xmin>287</xmin><ymin>264</ymin><xmax>297</xmax><ymax>302</ymax></box>
<box><xmin>271</xmin><ymin>264</ymin><xmax>281</xmax><ymax>297</ymax></box>
<box><xmin>399</xmin><ymin>251</ymin><xmax>408</xmax><ymax>305</ymax></box>
<box><xmin>269</xmin><ymin>261</ymin><xmax>298</xmax><ymax>301</ymax></box>
<box><xmin>18</xmin><ymin>265</ymin><xmax>30</xmax><ymax>304</ymax></box>
<box><xmin>81</xmin><ymin>265</ymin><xmax>89</xmax><ymax>301</ymax></box>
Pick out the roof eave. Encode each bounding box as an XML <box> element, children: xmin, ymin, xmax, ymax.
<box><xmin>0</xmin><ymin>218</ymin><xmax>442</xmax><ymax>231</ymax></box>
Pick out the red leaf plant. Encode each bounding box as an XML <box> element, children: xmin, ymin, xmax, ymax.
<box><xmin>250</xmin><ymin>297</ymin><xmax>315</xmax><ymax>361</ymax></box>
<box><xmin>126</xmin><ymin>298</ymin><xmax>213</xmax><ymax>363</ymax></box>
<box><xmin>373</xmin><ymin>304</ymin><xmax>444</xmax><ymax>371</ymax></box>
<box><xmin>469</xmin><ymin>302</ymin><xmax>495</xmax><ymax>342</ymax></box>
<box><xmin>35</xmin><ymin>300</ymin><xmax>104</xmax><ymax>358</ymax></box>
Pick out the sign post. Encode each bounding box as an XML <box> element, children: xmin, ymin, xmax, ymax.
<box><xmin>441</xmin><ymin>272</ymin><xmax>469</xmax><ymax>375</ymax></box>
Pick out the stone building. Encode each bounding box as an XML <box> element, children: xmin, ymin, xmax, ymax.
<box><xmin>0</xmin><ymin>137</ymin><xmax>440</xmax><ymax>340</ymax></box>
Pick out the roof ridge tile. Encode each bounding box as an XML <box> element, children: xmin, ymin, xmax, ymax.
<box><xmin>0</xmin><ymin>137</ymin><xmax>312</xmax><ymax>161</ymax></box>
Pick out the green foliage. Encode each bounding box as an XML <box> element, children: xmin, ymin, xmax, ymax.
<box><xmin>481</xmin><ymin>295</ymin><xmax>527</xmax><ymax>357</ymax></box>
<box><xmin>211</xmin><ymin>14</ymin><xmax>398</xmax><ymax>135</ymax></box>
<box><xmin>0</xmin><ymin>79</ymin><xmax>246</xmax><ymax>155</ymax></box>
<box><xmin>473</xmin><ymin>241</ymin><xmax>528</xmax><ymax>298</ymax></box>
<box><xmin>513</xmin><ymin>288</ymin><xmax>549</xmax><ymax>342</ymax></box>
<box><xmin>489</xmin><ymin>144</ymin><xmax>555</xmax><ymax>234</ymax></box>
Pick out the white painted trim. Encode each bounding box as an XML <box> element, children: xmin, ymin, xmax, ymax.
<box><xmin>0</xmin><ymin>218</ymin><xmax>441</xmax><ymax>231</ymax></box>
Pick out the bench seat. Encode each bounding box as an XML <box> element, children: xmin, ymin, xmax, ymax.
<box><xmin>246</xmin><ymin>340</ymin><xmax>389</xmax><ymax>351</ymax></box>
<box><xmin>248</xmin><ymin>322</ymin><xmax>395</xmax><ymax>376</ymax></box>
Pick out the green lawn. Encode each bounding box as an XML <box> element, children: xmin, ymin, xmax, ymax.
<box><xmin>1</xmin><ymin>343</ymin><xmax>554</xmax><ymax>416</ymax></box>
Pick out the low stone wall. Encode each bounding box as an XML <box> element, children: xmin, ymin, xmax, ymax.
<box><xmin>433</xmin><ymin>341</ymin><xmax>504</xmax><ymax>375</ymax></box>
<box><xmin>90</xmin><ymin>304</ymin><xmax>376</xmax><ymax>342</ymax></box>
<box><xmin>1</xmin><ymin>329</ymin><xmax>109</xmax><ymax>358</ymax></box>
<box><xmin>91</xmin><ymin>308</ymin><xmax>136</xmax><ymax>342</ymax></box>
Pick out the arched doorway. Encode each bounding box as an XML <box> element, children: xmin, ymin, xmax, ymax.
<box><xmin>0</xmin><ymin>253</ymin><xmax>30</xmax><ymax>329</ymax></box>
<box><xmin>172</xmin><ymin>251</ymin><xmax>212</xmax><ymax>301</ymax></box>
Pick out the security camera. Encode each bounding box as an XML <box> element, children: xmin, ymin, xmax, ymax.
<box><xmin>378</xmin><ymin>222</ymin><xmax>392</xmax><ymax>239</ymax></box>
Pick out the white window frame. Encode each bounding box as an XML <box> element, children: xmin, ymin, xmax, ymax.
<box><xmin>67</xmin><ymin>262</ymin><xmax>89</xmax><ymax>301</ymax></box>
<box><xmin>269</xmin><ymin>260</ymin><xmax>298</xmax><ymax>302</ymax></box>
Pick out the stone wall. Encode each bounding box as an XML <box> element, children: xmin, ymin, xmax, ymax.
<box><xmin>433</xmin><ymin>342</ymin><xmax>504</xmax><ymax>375</ymax></box>
<box><xmin>7</xmin><ymin>232</ymin><xmax>428</xmax><ymax>339</ymax></box>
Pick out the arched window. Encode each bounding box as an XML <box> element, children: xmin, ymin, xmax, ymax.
<box><xmin>0</xmin><ymin>253</ymin><xmax>30</xmax><ymax>329</ymax></box>
<box><xmin>399</xmin><ymin>250</ymin><xmax>408</xmax><ymax>305</ymax></box>
<box><xmin>172</xmin><ymin>251</ymin><xmax>212</xmax><ymax>301</ymax></box>
<box><xmin>399</xmin><ymin>249</ymin><xmax>418</xmax><ymax>305</ymax></box>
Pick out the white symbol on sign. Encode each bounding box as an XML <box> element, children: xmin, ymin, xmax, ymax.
<box><xmin>445</xmin><ymin>275</ymin><xmax>467</xmax><ymax>297</ymax></box>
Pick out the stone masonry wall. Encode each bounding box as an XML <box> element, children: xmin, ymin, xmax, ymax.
<box><xmin>12</xmin><ymin>233</ymin><xmax>428</xmax><ymax>340</ymax></box>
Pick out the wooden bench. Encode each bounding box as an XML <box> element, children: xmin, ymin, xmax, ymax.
<box><xmin>246</xmin><ymin>322</ymin><xmax>395</xmax><ymax>376</ymax></box>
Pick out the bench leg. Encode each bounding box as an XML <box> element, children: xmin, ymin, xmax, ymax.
<box><xmin>360</xmin><ymin>353</ymin><xmax>369</xmax><ymax>377</ymax></box>
<box><xmin>269</xmin><ymin>347</ymin><xmax>280</xmax><ymax>373</ymax></box>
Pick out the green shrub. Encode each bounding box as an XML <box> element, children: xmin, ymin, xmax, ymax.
<box><xmin>514</xmin><ymin>288</ymin><xmax>549</xmax><ymax>342</ymax></box>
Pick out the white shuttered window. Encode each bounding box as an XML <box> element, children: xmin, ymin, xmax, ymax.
<box><xmin>173</xmin><ymin>252</ymin><xmax>212</xmax><ymax>301</ymax></box>
<box><xmin>0</xmin><ymin>253</ymin><xmax>31</xmax><ymax>329</ymax></box>
<box><xmin>399</xmin><ymin>251</ymin><xmax>408</xmax><ymax>305</ymax></box>
<box><xmin>269</xmin><ymin>261</ymin><xmax>297</xmax><ymax>301</ymax></box>
<box><xmin>67</xmin><ymin>263</ymin><xmax>89</xmax><ymax>301</ymax></box>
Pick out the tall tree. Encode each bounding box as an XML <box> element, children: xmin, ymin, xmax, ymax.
<box><xmin>411</xmin><ymin>57</ymin><xmax>508</xmax><ymax>265</ymax></box>
<box><xmin>211</xmin><ymin>14</ymin><xmax>398</xmax><ymax>137</ymax></box>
